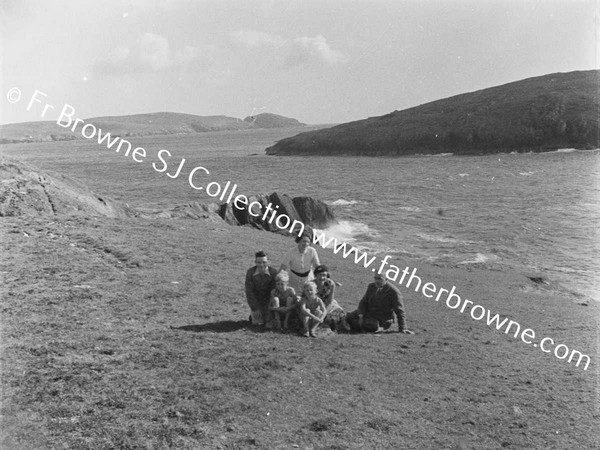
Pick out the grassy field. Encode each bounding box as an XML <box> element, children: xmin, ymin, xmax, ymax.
<box><xmin>0</xmin><ymin>154</ymin><xmax>599</xmax><ymax>448</ymax></box>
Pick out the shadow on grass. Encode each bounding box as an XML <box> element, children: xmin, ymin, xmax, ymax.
<box><xmin>171</xmin><ymin>320</ymin><xmax>260</xmax><ymax>333</ymax></box>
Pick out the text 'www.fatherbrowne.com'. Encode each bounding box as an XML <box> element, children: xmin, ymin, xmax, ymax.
<box><xmin>9</xmin><ymin>87</ymin><xmax>592</xmax><ymax>372</ymax></box>
<box><xmin>311</xmin><ymin>231</ymin><xmax>592</xmax><ymax>371</ymax></box>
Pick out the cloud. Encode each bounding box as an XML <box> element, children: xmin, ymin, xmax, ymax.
<box><xmin>230</xmin><ymin>29</ymin><xmax>285</xmax><ymax>48</ymax></box>
<box><xmin>94</xmin><ymin>33</ymin><xmax>196</xmax><ymax>75</ymax></box>
<box><xmin>230</xmin><ymin>30</ymin><xmax>347</xmax><ymax>68</ymax></box>
<box><xmin>287</xmin><ymin>34</ymin><xmax>348</xmax><ymax>67</ymax></box>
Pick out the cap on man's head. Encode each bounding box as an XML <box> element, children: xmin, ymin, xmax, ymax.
<box><xmin>314</xmin><ymin>265</ymin><xmax>329</xmax><ymax>276</ymax></box>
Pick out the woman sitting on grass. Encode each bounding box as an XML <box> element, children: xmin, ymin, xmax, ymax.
<box><xmin>268</xmin><ymin>271</ymin><xmax>298</xmax><ymax>330</ymax></box>
<box><xmin>313</xmin><ymin>265</ymin><xmax>350</xmax><ymax>332</ymax></box>
<box><xmin>298</xmin><ymin>281</ymin><xmax>326</xmax><ymax>337</ymax></box>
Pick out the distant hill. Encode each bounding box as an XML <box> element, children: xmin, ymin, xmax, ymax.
<box><xmin>0</xmin><ymin>111</ymin><xmax>305</xmax><ymax>144</ymax></box>
<box><xmin>266</xmin><ymin>70</ymin><xmax>599</xmax><ymax>156</ymax></box>
<box><xmin>243</xmin><ymin>113</ymin><xmax>304</xmax><ymax>128</ymax></box>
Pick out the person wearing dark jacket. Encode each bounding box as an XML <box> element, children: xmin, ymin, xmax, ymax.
<box><xmin>347</xmin><ymin>274</ymin><xmax>414</xmax><ymax>334</ymax></box>
<box><xmin>245</xmin><ymin>251</ymin><xmax>278</xmax><ymax>326</ymax></box>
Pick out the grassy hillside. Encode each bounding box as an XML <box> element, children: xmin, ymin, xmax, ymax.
<box><xmin>266</xmin><ymin>70</ymin><xmax>600</xmax><ymax>156</ymax></box>
<box><xmin>1</xmin><ymin>157</ymin><xmax>599</xmax><ymax>449</ymax></box>
<box><xmin>0</xmin><ymin>112</ymin><xmax>305</xmax><ymax>144</ymax></box>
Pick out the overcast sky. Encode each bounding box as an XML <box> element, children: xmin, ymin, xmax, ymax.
<box><xmin>1</xmin><ymin>0</ymin><xmax>597</xmax><ymax>125</ymax></box>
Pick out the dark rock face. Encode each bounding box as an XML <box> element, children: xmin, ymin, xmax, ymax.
<box><xmin>219</xmin><ymin>192</ymin><xmax>336</xmax><ymax>233</ymax></box>
<box><xmin>292</xmin><ymin>197</ymin><xmax>337</xmax><ymax>229</ymax></box>
<box><xmin>219</xmin><ymin>201</ymin><xmax>241</xmax><ymax>226</ymax></box>
<box><xmin>269</xmin><ymin>192</ymin><xmax>303</xmax><ymax>225</ymax></box>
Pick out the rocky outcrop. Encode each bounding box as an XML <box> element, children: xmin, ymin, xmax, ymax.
<box><xmin>1</xmin><ymin>159</ymin><xmax>336</xmax><ymax>235</ymax></box>
<box><xmin>0</xmin><ymin>159</ymin><xmax>137</xmax><ymax>218</ymax></box>
<box><xmin>292</xmin><ymin>196</ymin><xmax>337</xmax><ymax>229</ymax></box>
<box><xmin>218</xmin><ymin>192</ymin><xmax>337</xmax><ymax>233</ymax></box>
<box><xmin>136</xmin><ymin>202</ymin><xmax>222</xmax><ymax>222</ymax></box>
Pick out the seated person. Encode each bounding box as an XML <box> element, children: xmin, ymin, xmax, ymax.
<box><xmin>280</xmin><ymin>233</ymin><xmax>320</xmax><ymax>293</ymax></box>
<box><xmin>346</xmin><ymin>274</ymin><xmax>414</xmax><ymax>334</ymax></box>
<box><xmin>313</xmin><ymin>265</ymin><xmax>349</xmax><ymax>332</ymax></box>
<box><xmin>244</xmin><ymin>250</ymin><xmax>278</xmax><ymax>326</ymax></box>
<box><xmin>269</xmin><ymin>271</ymin><xmax>298</xmax><ymax>330</ymax></box>
<box><xmin>298</xmin><ymin>281</ymin><xmax>326</xmax><ymax>338</ymax></box>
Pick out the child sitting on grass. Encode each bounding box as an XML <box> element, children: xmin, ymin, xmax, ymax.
<box><xmin>313</xmin><ymin>265</ymin><xmax>350</xmax><ymax>332</ymax></box>
<box><xmin>298</xmin><ymin>281</ymin><xmax>326</xmax><ymax>337</ymax></box>
<box><xmin>268</xmin><ymin>271</ymin><xmax>298</xmax><ymax>330</ymax></box>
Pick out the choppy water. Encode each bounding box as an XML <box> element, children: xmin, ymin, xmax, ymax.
<box><xmin>3</xmin><ymin>130</ymin><xmax>599</xmax><ymax>301</ymax></box>
<box><xmin>244</xmin><ymin>149</ymin><xmax>600</xmax><ymax>303</ymax></box>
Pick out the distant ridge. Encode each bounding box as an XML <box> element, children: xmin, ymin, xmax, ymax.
<box><xmin>0</xmin><ymin>112</ymin><xmax>305</xmax><ymax>144</ymax></box>
<box><xmin>266</xmin><ymin>70</ymin><xmax>600</xmax><ymax>156</ymax></box>
<box><xmin>243</xmin><ymin>113</ymin><xmax>304</xmax><ymax>128</ymax></box>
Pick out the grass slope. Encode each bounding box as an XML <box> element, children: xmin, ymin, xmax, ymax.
<box><xmin>1</xmin><ymin>163</ymin><xmax>598</xmax><ymax>448</ymax></box>
<box><xmin>266</xmin><ymin>70</ymin><xmax>600</xmax><ymax>156</ymax></box>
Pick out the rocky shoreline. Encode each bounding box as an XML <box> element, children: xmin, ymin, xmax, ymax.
<box><xmin>0</xmin><ymin>158</ymin><xmax>336</xmax><ymax>235</ymax></box>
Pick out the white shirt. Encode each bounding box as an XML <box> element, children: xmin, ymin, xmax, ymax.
<box><xmin>282</xmin><ymin>246</ymin><xmax>320</xmax><ymax>274</ymax></box>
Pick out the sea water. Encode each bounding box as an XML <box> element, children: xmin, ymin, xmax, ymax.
<box><xmin>3</xmin><ymin>129</ymin><xmax>599</xmax><ymax>302</ymax></box>
<box><xmin>133</xmin><ymin>132</ymin><xmax>598</xmax><ymax>303</ymax></box>
<box><xmin>219</xmin><ymin>148</ymin><xmax>600</xmax><ymax>303</ymax></box>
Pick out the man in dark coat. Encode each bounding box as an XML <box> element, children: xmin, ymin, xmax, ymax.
<box><xmin>347</xmin><ymin>274</ymin><xmax>414</xmax><ymax>334</ymax></box>
<box><xmin>245</xmin><ymin>250</ymin><xmax>278</xmax><ymax>326</ymax></box>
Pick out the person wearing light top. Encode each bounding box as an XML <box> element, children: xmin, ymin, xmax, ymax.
<box><xmin>298</xmin><ymin>281</ymin><xmax>326</xmax><ymax>337</ymax></box>
<box><xmin>280</xmin><ymin>233</ymin><xmax>320</xmax><ymax>293</ymax></box>
<box><xmin>313</xmin><ymin>264</ymin><xmax>350</xmax><ymax>332</ymax></box>
<box><xmin>268</xmin><ymin>271</ymin><xmax>298</xmax><ymax>330</ymax></box>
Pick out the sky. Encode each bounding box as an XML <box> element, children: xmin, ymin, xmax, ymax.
<box><xmin>1</xmin><ymin>0</ymin><xmax>598</xmax><ymax>125</ymax></box>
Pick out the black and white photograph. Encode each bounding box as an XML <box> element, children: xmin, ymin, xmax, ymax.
<box><xmin>1</xmin><ymin>1</ymin><xmax>598</xmax><ymax>448</ymax></box>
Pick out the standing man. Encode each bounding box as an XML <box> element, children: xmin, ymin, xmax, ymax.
<box><xmin>347</xmin><ymin>274</ymin><xmax>414</xmax><ymax>334</ymax></box>
<box><xmin>245</xmin><ymin>250</ymin><xmax>278</xmax><ymax>326</ymax></box>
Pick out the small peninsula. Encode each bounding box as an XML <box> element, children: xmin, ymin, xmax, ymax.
<box><xmin>265</xmin><ymin>70</ymin><xmax>599</xmax><ymax>156</ymax></box>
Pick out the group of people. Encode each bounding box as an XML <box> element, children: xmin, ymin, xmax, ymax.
<box><xmin>244</xmin><ymin>233</ymin><xmax>414</xmax><ymax>337</ymax></box>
